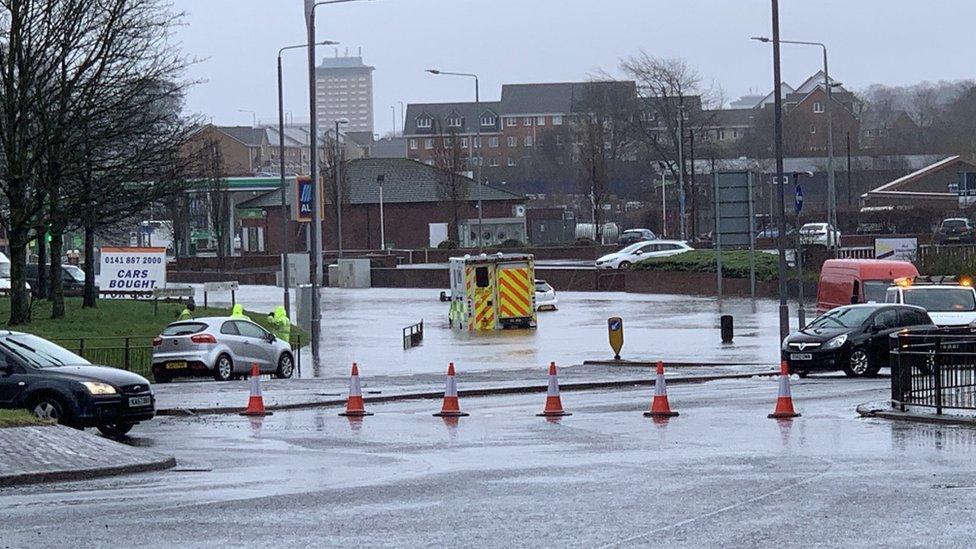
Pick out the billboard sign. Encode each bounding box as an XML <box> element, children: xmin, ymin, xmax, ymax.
<box><xmin>98</xmin><ymin>247</ymin><xmax>167</xmax><ymax>297</ymax></box>
<box><xmin>875</xmin><ymin>238</ymin><xmax>918</xmax><ymax>262</ymax></box>
<box><xmin>713</xmin><ymin>171</ymin><xmax>754</xmax><ymax>248</ymax></box>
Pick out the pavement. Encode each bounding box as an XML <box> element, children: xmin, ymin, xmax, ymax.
<box><xmin>0</xmin><ymin>425</ymin><xmax>175</xmax><ymax>487</ymax></box>
<box><xmin>7</xmin><ymin>375</ymin><xmax>976</xmax><ymax>547</ymax></box>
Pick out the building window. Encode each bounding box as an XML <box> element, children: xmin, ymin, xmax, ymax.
<box><xmin>508</xmin><ymin>136</ymin><xmax>517</xmax><ymax>147</ymax></box>
<box><xmin>555</xmin><ymin>135</ymin><xmax>562</xmax><ymax>146</ymax></box>
<box><xmin>444</xmin><ymin>137</ymin><xmax>453</xmax><ymax>148</ymax></box>
<box><xmin>489</xmin><ymin>137</ymin><xmax>499</xmax><ymax>148</ymax></box>
<box><xmin>810</xmin><ymin>125</ymin><xmax>817</xmax><ymax>134</ymax></box>
<box><xmin>447</xmin><ymin>115</ymin><xmax>462</xmax><ymax>127</ymax></box>
<box><xmin>490</xmin><ymin>157</ymin><xmax>500</xmax><ymax>167</ymax></box>
<box><xmin>409</xmin><ymin>139</ymin><xmax>417</xmax><ymax>150</ymax></box>
<box><xmin>460</xmin><ymin>137</ymin><xmax>469</xmax><ymax>148</ymax></box>
<box><xmin>524</xmin><ymin>135</ymin><xmax>533</xmax><ymax>147</ymax></box>
<box><xmin>424</xmin><ymin>138</ymin><xmax>433</xmax><ymax>150</ymax></box>
<box><xmin>523</xmin><ymin>117</ymin><xmax>532</xmax><ymax>126</ymax></box>
<box><xmin>536</xmin><ymin>116</ymin><xmax>545</xmax><ymax>126</ymax></box>
<box><xmin>813</xmin><ymin>101</ymin><xmax>824</xmax><ymax>113</ymax></box>
<box><xmin>718</xmin><ymin>130</ymin><xmax>726</xmax><ymax>141</ymax></box>
<box><xmin>506</xmin><ymin>117</ymin><xmax>518</xmax><ymax>127</ymax></box>
<box><xmin>732</xmin><ymin>129</ymin><xmax>740</xmax><ymax>139</ymax></box>
<box><xmin>473</xmin><ymin>137</ymin><xmax>481</xmax><ymax>149</ymax></box>
<box><xmin>481</xmin><ymin>114</ymin><xmax>496</xmax><ymax>126</ymax></box>
<box><xmin>507</xmin><ymin>157</ymin><xmax>516</xmax><ymax>167</ymax></box>
<box><xmin>552</xmin><ymin>115</ymin><xmax>562</xmax><ymax>126</ymax></box>
<box><xmin>417</xmin><ymin>116</ymin><xmax>432</xmax><ymax>129</ymax></box>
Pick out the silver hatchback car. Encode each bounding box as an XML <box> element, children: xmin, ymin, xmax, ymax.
<box><xmin>151</xmin><ymin>317</ymin><xmax>295</xmax><ymax>383</ymax></box>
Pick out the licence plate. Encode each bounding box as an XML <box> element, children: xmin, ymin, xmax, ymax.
<box><xmin>129</xmin><ymin>396</ymin><xmax>151</xmax><ymax>407</ymax></box>
<box><xmin>790</xmin><ymin>353</ymin><xmax>812</xmax><ymax>361</ymax></box>
<box><xmin>166</xmin><ymin>361</ymin><xmax>187</xmax><ymax>370</ymax></box>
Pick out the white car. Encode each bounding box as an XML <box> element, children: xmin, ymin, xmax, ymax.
<box><xmin>885</xmin><ymin>283</ymin><xmax>976</xmax><ymax>326</ymax></box>
<box><xmin>799</xmin><ymin>222</ymin><xmax>841</xmax><ymax>248</ymax></box>
<box><xmin>534</xmin><ymin>279</ymin><xmax>557</xmax><ymax>311</ymax></box>
<box><xmin>595</xmin><ymin>240</ymin><xmax>693</xmax><ymax>270</ymax></box>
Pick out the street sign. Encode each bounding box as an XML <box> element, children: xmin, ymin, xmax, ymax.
<box><xmin>795</xmin><ymin>185</ymin><xmax>804</xmax><ymax>214</ymax></box>
<box><xmin>203</xmin><ymin>281</ymin><xmax>239</xmax><ymax>293</ymax></box>
<box><xmin>293</xmin><ymin>176</ymin><xmax>314</xmax><ymax>222</ymax></box>
<box><xmin>152</xmin><ymin>286</ymin><xmax>194</xmax><ymax>299</ymax></box>
<box><xmin>608</xmin><ymin>317</ymin><xmax>624</xmax><ymax>360</ymax></box>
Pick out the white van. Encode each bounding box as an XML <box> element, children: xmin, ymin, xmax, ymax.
<box><xmin>0</xmin><ymin>252</ymin><xmax>31</xmax><ymax>291</ymax></box>
<box><xmin>885</xmin><ymin>282</ymin><xmax>976</xmax><ymax>326</ymax></box>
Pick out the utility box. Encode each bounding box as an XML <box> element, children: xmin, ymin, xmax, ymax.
<box><xmin>296</xmin><ymin>283</ymin><xmax>313</xmax><ymax>332</ymax></box>
<box><xmin>278</xmin><ymin>253</ymin><xmax>310</xmax><ymax>287</ymax></box>
<box><xmin>448</xmin><ymin>253</ymin><xmax>536</xmax><ymax>332</ymax></box>
<box><xmin>330</xmin><ymin>258</ymin><xmax>371</xmax><ymax>288</ymax></box>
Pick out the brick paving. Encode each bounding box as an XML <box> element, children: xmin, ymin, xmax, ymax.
<box><xmin>0</xmin><ymin>425</ymin><xmax>175</xmax><ymax>486</ymax></box>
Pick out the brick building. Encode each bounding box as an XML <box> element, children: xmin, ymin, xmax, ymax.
<box><xmin>236</xmin><ymin>158</ymin><xmax>525</xmax><ymax>251</ymax></box>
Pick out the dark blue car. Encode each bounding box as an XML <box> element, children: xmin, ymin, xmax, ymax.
<box><xmin>0</xmin><ymin>332</ymin><xmax>155</xmax><ymax>436</ymax></box>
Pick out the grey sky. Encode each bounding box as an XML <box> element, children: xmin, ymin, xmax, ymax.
<box><xmin>172</xmin><ymin>0</ymin><xmax>976</xmax><ymax>135</ymax></box>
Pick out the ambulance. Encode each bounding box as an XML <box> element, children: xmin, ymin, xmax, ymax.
<box><xmin>448</xmin><ymin>253</ymin><xmax>537</xmax><ymax>331</ymax></box>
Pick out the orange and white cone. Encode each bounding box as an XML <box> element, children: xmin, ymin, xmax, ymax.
<box><xmin>538</xmin><ymin>362</ymin><xmax>571</xmax><ymax>417</ymax></box>
<box><xmin>434</xmin><ymin>363</ymin><xmax>469</xmax><ymax>417</ymax></box>
<box><xmin>339</xmin><ymin>363</ymin><xmax>373</xmax><ymax>417</ymax></box>
<box><xmin>241</xmin><ymin>363</ymin><xmax>273</xmax><ymax>416</ymax></box>
<box><xmin>768</xmin><ymin>361</ymin><xmax>801</xmax><ymax>419</ymax></box>
<box><xmin>644</xmin><ymin>361</ymin><xmax>678</xmax><ymax>418</ymax></box>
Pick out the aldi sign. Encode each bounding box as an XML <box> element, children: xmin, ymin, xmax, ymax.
<box><xmin>293</xmin><ymin>176</ymin><xmax>315</xmax><ymax>222</ymax></box>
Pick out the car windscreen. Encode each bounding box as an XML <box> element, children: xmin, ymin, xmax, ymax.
<box><xmin>806</xmin><ymin>307</ymin><xmax>874</xmax><ymax>329</ymax></box>
<box><xmin>902</xmin><ymin>288</ymin><xmax>976</xmax><ymax>312</ymax></box>
<box><xmin>0</xmin><ymin>334</ymin><xmax>90</xmax><ymax>368</ymax></box>
<box><xmin>0</xmin><ymin>262</ymin><xmax>10</xmax><ymax>278</ymax></box>
<box><xmin>162</xmin><ymin>322</ymin><xmax>207</xmax><ymax>336</ymax></box>
<box><xmin>942</xmin><ymin>220</ymin><xmax>968</xmax><ymax>229</ymax></box>
<box><xmin>534</xmin><ymin>282</ymin><xmax>552</xmax><ymax>292</ymax></box>
<box><xmin>63</xmin><ymin>265</ymin><xmax>85</xmax><ymax>282</ymax></box>
<box><xmin>862</xmin><ymin>280</ymin><xmax>892</xmax><ymax>303</ymax></box>
<box><xmin>619</xmin><ymin>242</ymin><xmax>644</xmax><ymax>254</ymax></box>
<box><xmin>800</xmin><ymin>224</ymin><xmax>824</xmax><ymax>232</ymax></box>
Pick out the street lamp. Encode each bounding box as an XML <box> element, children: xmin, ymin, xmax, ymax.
<box><xmin>304</xmin><ymin>0</ymin><xmax>372</xmax><ymax>368</ymax></box>
<box><xmin>277</xmin><ymin>39</ymin><xmax>337</xmax><ymax>319</ymax></box>
<box><xmin>793</xmin><ymin>170</ymin><xmax>814</xmax><ymax>329</ymax></box>
<box><xmin>426</xmin><ymin>68</ymin><xmax>482</xmax><ymax>250</ymax></box>
<box><xmin>657</xmin><ymin>161</ymin><xmax>669</xmax><ymax>238</ymax></box>
<box><xmin>377</xmin><ymin>174</ymin><xmax>386</xmax><ymax>250</ymax></box>
<box><xmin>334</xmin><ymin>117</ymin><xmax>349</xmax><ymax>258</ymax></box>
<box><xmin>753</xmin><ymin>0</ymin><xmax>790</xmax><ymax>342</ymax></box>
<box><xmin>751</xmin><ymin>35</ymin><xmax>837</xmax><ymax>255</ymax></box>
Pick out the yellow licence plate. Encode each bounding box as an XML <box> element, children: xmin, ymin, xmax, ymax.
<box><xmin>166</xmin><ymin>361</ymin><xmax>187</xmax><ymax>370</ymax></box>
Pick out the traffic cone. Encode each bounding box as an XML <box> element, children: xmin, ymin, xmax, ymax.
<box><xmin>537</xmin><ymin>362</ymin><xmax>571</xmax><ymax>417</ymax></box>
<box><xmin>768</xmin><ymin>361</ymin><xmax>801</xmax><ymax>419</ymax></box>
<box><xmin>339</xmin><ymin>363</ymin><xmax>373</xmax><ymax>417</ymax></box>
<box><xmin>241</xmin><ymin>364</ymin><xmax>273</xmax><ymax>416</ymax></box>
<box><xmin>434</xmin><ymin>363</ymin><xmax>469</xmax><ymax>417</ymax></box>
<box><xmin>644</xmin><ymin>361</ymin><xmax>678</xmax><ymax>418</ymax></box>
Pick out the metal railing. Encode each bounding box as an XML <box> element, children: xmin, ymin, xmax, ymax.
<box><xmin>891</xmin><ymin>329</ymin><xmax>976</xmax><ymax>414</ymax></box>
<box><xmin>403</xmin><ymin>320</ymin><xmax>424</xmax><ymax>350</ymax></box>
<box><xmin>52</xmin><ymin>333</ymin><xmax>305</xmax><ymax>379</ymax></box>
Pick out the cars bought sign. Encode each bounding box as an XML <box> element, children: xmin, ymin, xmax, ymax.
<box><xmin>98</xmin><ymin>246</ymin><xmax>167</xmax><ymax>297</ymax></box>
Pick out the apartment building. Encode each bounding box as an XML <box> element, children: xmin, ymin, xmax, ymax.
<box><xmin>316</xmin><ymin>54</ymin><xmax>375</xmax><ymax>133</ymax></box>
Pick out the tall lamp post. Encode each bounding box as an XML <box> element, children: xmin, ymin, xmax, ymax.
<box><xmin>377</xmin><ymin>174</ymin><xmax>386</xmax><ymax>250</ymax></box>
<box><xmin>751</xmin><ymin>36</ymin><xmax>837</xmax><ymax>255</ymax></box>
<box><xmin>277</xmin><ymin>39</ymin><xmax>336</xmax><ymax>318</ymax></box>
<box><xmin>426</xmin><ymin>69</ymin><xmax>482</xmax><ymax>250</ymax></box>
<box><xmin>334</xmin><ymin>117</ymin><xmax>348</xmax><ymax>258</ymax></box>
<box><xmin>304</xmin><ymin>0</ymin><xmax>370</xmax><ymax>368</ymax></box>
<box><xmin>793</xmin><ymin>170</ymin><xmax>814</xmax><ymax>329</ymax></box>
<box><xmin>753</xmin><ymin>0</ymin><xmax>790</xmax><ymax>342</ymax></box>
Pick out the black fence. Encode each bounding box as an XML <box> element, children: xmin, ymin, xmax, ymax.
<box><xmin>52</xmin><ymin>333</ymin><xmax>304</xmax><ymax>379</ymax></box>
<box><xmin>890</xmin><ymin>330</ymin><xmax>976</xmax><ymax>414</ymax></box>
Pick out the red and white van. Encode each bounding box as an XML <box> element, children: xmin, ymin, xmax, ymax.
<box><xmin>815</xmin><ymin>259</ymin><xmax>919</xmax><ymax>315</ymax></box>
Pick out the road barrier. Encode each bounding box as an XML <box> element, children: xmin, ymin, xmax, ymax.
<box><xmin>402</xmin><ymin>320</ymin><xmax>424</xmax><ymax>350</ymax></box>
<box><xmin>720</xmin><ymin>315</ymin><xmax>734</xmax><ymax>344</ymax></box>
<box><xmin>53</xmin><ymin>333</ymin><xmax>304</xmax><ymax>379</ymax></box>
<box><xmin>891</xmin><ymin>330</ymin><xmax>976</xmax><ymax>415</ymax></box>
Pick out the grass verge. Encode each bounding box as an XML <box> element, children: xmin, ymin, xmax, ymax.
<box><xmin>635</xmin><ymin>249</ymin><xmax>779</xmax><ymax>281</ymax></box>
<box><xmin>0</xmin><ymin>409</ymin><xmax>49</xmax><ymax>428</ymax></box>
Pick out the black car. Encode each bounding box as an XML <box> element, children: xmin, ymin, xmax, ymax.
<box><xmin>0</xmin><ymin>332</ymin><xmax>155</xmax><ymax>436</ymax></box>
<box><xmin>25</xmin><ymin>263</ymin><xmax>87</xmax><ymax>296</ymax></box>
<box><xmin>782</xmin><ymin>304</ymin><xmax>935</xmax><ymax>378</ymax></box>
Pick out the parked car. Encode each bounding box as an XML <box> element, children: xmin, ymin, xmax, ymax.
<box><xmin>782</xmin><ymin>303</ymin><xmax>935</xmax><ymax>378</ymax></box>
<box><xmin>534</xmin><ymin>279</ymin><xmax>558</xmax><ymax>311</ymax></box>
<box><xmin>618</xmin><ymin>228</ymin><xmax>657</xmax><ymax>246</ymax></box>
<box><xmin>0</xmin><ymin>332</ymin><xmax>155</xmax><ymax>436</ymax></box>
<box><xmin>884</xmin><ymin>280</ymin><xmax>976</xmax><ymax>326</ymax></box>
<box><xmin>25</xmin><ymin>263</ymin><xmax>86</xmax><ymax>296</ymax></box>
<box><xmin>799</xmin><ymin>222</ymin><xmax>841</xmax><ymax>248</ymax></box>
<box><xmin>934</xmin><ymin>218</ymin><xmax>975</xmax><ymax>245</ymax></box>
<box><xmin>815</xmin><ymin>259</ymin><xmax>919</xmax><ymax>314</ymax></box>
<box><xmin>151</xmin><ymin>317</ymin><xmax>295</xmax><ymax>383</ymax></box>
<box><xmin>0</xmin><ymin>252</ymin><xmax>29</xmax><ymax>292</ymax></box>
<box><xmin>595</xmin><ymin>240</ymin><xmax>693</xmax><ymax>270</ymax></box>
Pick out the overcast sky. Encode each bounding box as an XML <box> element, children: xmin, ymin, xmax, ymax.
<box><xmin>171</xmin><ymin>0</ymin><xmax>976</xmax><ymax>135</ymax></box>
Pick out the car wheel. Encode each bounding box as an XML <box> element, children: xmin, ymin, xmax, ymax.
<box><xmin>844</xmin><ymin>347</ymin><xmax>872</xmax><ymax>378</ymax></box>
<box><xmin>213</xmin><ymin>354</ymin><xmax>234</xmax><ymax>382</ymax></box>
<box><xmin>31</xmin><ymin>394</ymin><xmax>75</xmax><ymax>427</ymax></box>
<box><xmin>275</xmin><ymin>353</ymin><xmax>295</xmax><ymax>379</ymax></box>
<box><xmin>97</xmin><ymin>423</ymin><xmax>134</xmax><ymax>438</ymax></box>
<box><xmin>618</xmin><ymin>261</ymin><xmax>632</xmax><ymax>270</ymax></box>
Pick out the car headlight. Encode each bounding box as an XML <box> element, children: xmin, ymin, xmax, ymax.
<box><xmin>82</xmin><ymin>381</ymin><xmax>117</xmax><ymax>395</ymax></box>
<box><xmin>823</xmin><ymin>334</ymin><xmax>847</xmax><ymax>350</ymax></box>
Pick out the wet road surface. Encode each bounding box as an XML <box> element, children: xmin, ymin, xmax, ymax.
<box><xmin>4</xmin><ymin>376</ymin><xmax>976</xmax><ymax>547</ymax></box>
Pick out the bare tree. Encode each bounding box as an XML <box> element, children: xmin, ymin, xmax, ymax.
<box><xmin>431</xmin><ymin>127</ymin><xmax>470</xmax><ymax>243</ymax></box>
<box><xmin>319</xmin><ymin>133</ymin><xmax>349</xmax><ymax>250</ymax></box>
